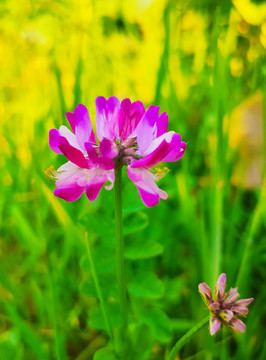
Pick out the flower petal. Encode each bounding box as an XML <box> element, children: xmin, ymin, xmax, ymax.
<box><xmin>208</xmin><ymin>301</ymin><xmax>220</xmax><ymax>311</ymax></box>
<box><xmin>118</xmin><ymin>99</ymin><xmax>145</xmax><ymax>141</ymax></box>
<box><xmin>105</xmin><ymin>171</ymin><xmax>115</xmax><ymax>190</ymax></box>
<box><xmin>162</xmin><ymin>141</ymin><xmax>187</xmax><ymax>162</ymax></box>
<box><xmin>156</xmin><ymin>112</ymin><xmax>168</xmax><ymax>137</ymax></box>
<box><xmin>229</xmin><ymin>318</ymin><xmax>246</xmax><ymax>333</ymax></box>
<box><xmin>234</xmin><ymin>298</ymin><xmax>254</xmax><ymax>307</ymax></box>
<box><xmin>132</xmin><ymin>133</ymin><xmax>182</xmax><ymax>169</ymax></box>
<box><xmin>65</xmin><ymin>112</ymin><xmax>75</xmax><ymax>133</ymax></box>
<box><xmin>198</xmin><ymin>282</ymin><xmax>213</xmax><ymax>305</ymax></box>
<box><xmin>232</xmin><ymin>306</ymin><xmax>249</xmax><ymax>316</ymax></box>
<box><xmin>220</xmin><ymin>309</ymin><xmax>234</xmax><ymax>322</ymax></box>
<box><xmin>215</xmin><ymin>273</ymin><xmax>227</xmax><ymax>300</ymax></box>
<box><xmin>223</xmin><ymin>288</ymin><xmax>240</xmax><ymax>306</ymax></box>
<box><xmin>54</xmin><ymin>185</ymin><xmax>84</xmax><ymax>202</ymax></box>
<box><xmin>86</xmin><ymin>180</ymin><xmax>106</xmax><ymax>201</ymax></box>
<box><xmin>127</xmin><ymin>167</ymin><xmax>167</xmax><ymax>207</ymax></box>
<box><xmin>58</xmin><ymin>136</ymin><xmax>89</xmax><ymax>169</ymax></box>
<box><xmin>59</xmin><ymin>125</ymin><xmax>81</xmax><ymax>150</ymax></box>
<box><xmin>74</xmin><ymin>104</ymin><xmax>96</xmax><ymax>149</ymax></box>
<box><xmin>49</xmin><ymin>129</ymin><xmax>63</xmax><ymax>154</ymax></box>
<box><xmin>99</xmin><ymin>138</ymin><xmax>118</xmax><ymax>159</ymax></box>
<box><xmin>232</xmin><ymin>298</ymin><xmax>254</xmax><ymax>316</ymax></box>
<box><xmin>136</xmin><ymin>105</ymin><xmax>160</xmax><ymax>154</ymax></box>
<box><xmin>84</xmin><ymin>142</ymin><xmax>98</xmax><ymax>162</ymax></box>
<box><xmin>95</xmin><ymin>96</ymin><xmax>120</xmax><ymax>140</ymax></box>
<box><xmin>98</xmin><ymin>158</ymin><xmax>115</xmax><ymax>170</ymax></box>
<box><xmin>210</xmin><ymin>316</ymin><xmax>221</xmax><ymax>336</ymax></box>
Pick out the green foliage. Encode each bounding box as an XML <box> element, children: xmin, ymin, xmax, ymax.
<box><xmin>125</xmin><ymin>239</ymin><xmax>163</xmax><ymax>260</ymax></box>
<box><xmin>94</xmin><ymin>347</ymin><xmax>119</xmax><ymax>360</ymax></box>
<box><xmin>128</xmin><ymin>272</ymin><xmax>165</xmax><ymax>298</ymax></box>
<box><xmin>89</xmin><ymin>302</ymin><xmax>121</xmax><ymax>331</ymax></box>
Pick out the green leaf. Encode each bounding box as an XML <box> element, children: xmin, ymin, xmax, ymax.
<box><xmin>133</xmin><ymin>324</ymin><xmax>154</xmax><ymax>360</ymax></box>
<box><xmin>80</xmin><ymin>247</ymin><xmax>116</xmax><ymax>273</ymax></box>
<box><xmin>94</xmin><ymin>347</ymin><xmax>119</xmax><ymax>360</ymax></box>
<box><xmin>114</xmin><ymin>328</ymin><xmax>134</xmax><ymax>359</ymax></box>
<box><xmin>128</xmin><ymin>272</ymin><xmax>164</xmax><ymax>298</ymax></box>
<box><xmin>125</xmin><ymin>239</ymin><xmax>163</xmax><ymax>260</ymax></box>
<box><xmin>140</xmin><ymin>308</ymin><xmax>172</xmax><ymax>343</ymax></box>
<box><xmin>123</xmin><ymin>212</ymin><xmax>149</xmax><ymax>236</ymax></box>
<box><xmin>79</xmin><ymin>213</ymin><xmax>115</xmax><ymax>242</ymax></box>
<box><xmin>80</xmin><ymin>273</ymin><xmax>117</xmax><ymax>299</ymax></box>
<box><xmin>89</xmin><ymin>302</ymin><xmax>120</xmax><ymax>331</ymax></box>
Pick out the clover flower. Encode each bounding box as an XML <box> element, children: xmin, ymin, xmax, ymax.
<box><xmin>48</xmin><ymin>97</ymin><xmax>186</xmax><ymax>207</ymax></box>
<box><xmin>198</xmin><ymin>273</ymin><xmax>254</xmax><ymax>335</ymax></box>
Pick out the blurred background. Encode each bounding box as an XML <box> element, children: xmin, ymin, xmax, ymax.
<box><xmin>0</xmin><ymin>0</ymin><xmax>265</xmax><ymax>359</ymax></box>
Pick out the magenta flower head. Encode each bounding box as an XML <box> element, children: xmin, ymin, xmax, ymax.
<box><xmin>198</xmin><ymin>273</ymin><xmax>254</xmax><ymax>335</ymax></box>
<box><xmin>48</xmin><ymin>97</ymin><xmax>186</xmax><ymax>207</ymax></box>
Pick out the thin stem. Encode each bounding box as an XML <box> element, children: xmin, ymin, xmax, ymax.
<box><xmin>85</xmin><ymin>232</ymin><xmax>114</xmax><ymax>343</ymax></box>
<box><xmin>211</xmin><ymin>9</ymin><xmax>225</xmax><ymax>287</ymax></box>
<box><xmin>167</xmin><ymin>316</ymin><xmax>209</xmax><ymax>360</ymax></box>
<box><xmin>114</xmin><ymin>165</ymin><xmax>127</xmax><ymax>330</ymax></box>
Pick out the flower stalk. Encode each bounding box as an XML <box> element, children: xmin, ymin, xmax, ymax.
<box><xmin>167</xmin><ymin>316</ymin><xmax>209</xmax><ymax>360</ymax></box>
<box><xmin>85</xmin><ymin>233</ymin><xmax>114</xmax><ymax>343</ymax></box>
<box><xmin>114</xmin><ymin>165</ymin><xmax>127</xmax><ymax>330</ymax></box>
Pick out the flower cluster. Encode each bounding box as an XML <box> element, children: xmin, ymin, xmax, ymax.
<box><xmin>198</xmin><ymin>273</ymin><xmax>254</xmax><ymax>335</ymax></box>
<box><xmin>48</xmin><ymin>97</ymin><xmax>186</xmax><ymax>207</ymax></box>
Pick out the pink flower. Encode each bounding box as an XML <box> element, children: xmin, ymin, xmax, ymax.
<box><xmin>48</xmin><ymin>97</ymin><xmax>186</xmax><ymax>206</ymax></box>
<box><xmin>198</xmin><ymin>273</ymin><xmax>254</xmax><ymax>335</ymax></box>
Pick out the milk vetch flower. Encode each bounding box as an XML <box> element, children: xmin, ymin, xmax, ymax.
<box><xmin>198</xmin><ymin>273</ymin><xmax>254</xmax><ymax>335</ymax></box>
<box><xmin>48</xmin><ymin>96</ymin><xmax>186</xmax><ymax>207</ymax></box>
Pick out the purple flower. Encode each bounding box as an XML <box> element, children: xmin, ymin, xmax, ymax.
<box><xmin>198</xmin><ymin>273</ymin><xmax>254</xmax><ymax>335</ymax></box>
<box><xmin>48</xmin><ymin>97</ymin><xmax>186</xmax><ymax>207</ymax></box>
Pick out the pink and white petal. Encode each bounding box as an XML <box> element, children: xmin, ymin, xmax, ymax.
<box><xmin>49</xmin><ymin>129</ymin><xmax>63</xmax><ymax>154</ymax></box>
<box><xmin>223</xmin><ymin>288</ymin><xmax>240</xmax><ymax>307</ymax></box>
<box><xmin>138</xmin><ymin>188</ymin><xmax>160</xmax><ymax>207</ymax></box>
<box><xmin>215</xmin><ymin>273</ymin><xmax>227</xmax><ymax>300</ymax></box>
<box><xmin>162</xmin><ymin>141</ymin><xmax>187</xmax><ymax>162</ymax></box>
<box><xmin>65</xmin><ymin>112</ymin><xmax>76</xmax><ymax>133</ymax></box>
<box><xmin>208</xmin><ymin>301</ymin><xmax>220</xmax><ymax>311</ymax></box>
<box><xmin>136</xmin><ymin>105</ymin><xmax>160</xmax><ymax>154</ymax></box>
<box><xmin>86</xmin><ymin>180</ymin><xmax>106</xmax><ymax>201</ymax></box>
<box><xmin>98</xmin><ymin>158</ymin><xmax>115</xmax><ymax>170</ymax></box>
<box><xmin>59</xmin><ymin>125</ymin><xmax>81</xmax><ymax>150</ymax></box>
<box><xmin>84</xmin><ymin>142</ymin><xmax>98</xmax><ymax>162</ymax></box>
<box><xmin>229</xmin><ymin>318</ymin><xmax>246</xmax><ymax>333</ymax></box>
<box><xmin>210</xmin><ymin>316</ymin><xmax>221</xmax><ymax>336</ymax></box>
<box><xmin>234</xmin><ymin>298</ymin><xmax>254</xmax><ymax>307</ymax></box>
<box><xmin>54</xmin><ymin>185</ymin><xmax>84</xmax><ymax>202</ymax></box>
<box><xmin>74</xmin><ymin>104</ymin><xmax>96</xmax><ymax>149</ymax></box>
<box><xmin>105</xmin><ymin>170</ymin><xmax>115</xmax><ymax>190</ymax></box>
<box><xmin>132</xmin><ymin>134</ymin><xmax>181</xmax><ymax>169</ymax></box>
<box><xmin>142</xmin><ymin>131</ymin><xmax>176</xmax><ymax>156</ymax></box>
<box><xmin>220</xmin><ymin>310</ymin><xmax>234</xmax><ymax>322</ymax></box>
<box><xmin>95</xmin><ymin>96</ymin><xmax>120</xmax><ymax>140</ymax></box>
<box><xmin>232</xmin><ymin>306</ymin><xmax>249</xmax><ymax>316</ymax></box>
<box><xmin>56</xmin><ymin>161</ymin><xmax>81</xmax><ymax>181</ymax></box>
<box><xmin>127</xmin><ymin>167</ymin><xmax>166</xmax><ymax>207</ymax></box>
<box><xmin>198</xmin><ymin>283</ymin><xmax>213</xmax><ymax>305</ymax></box>
<box><xmin>118</xmin><ymin>99</ymin><xmax>145</xmax><ymax>140</ymax></box>
<box><xmin>99</xmin><ymin>138</ymin><xmax>118</xmax><ymax>159</ymax></box>
<box><xmin>56</xmin><ymin>170</ymin><xmax>85</xmax><ymax>190</ymax></box>
<box><xmin>158</xmin><ymin>189</ymin><xmax>168</xmax><ymax>200</ymax></box>
<box><xmin>58</xmin><ymin>136</ymin><xmax>89</xmax><ymax>169</ymax></box>
<box><xmin>156</xmin><ymin>112</ymin><xmax>168</xmax><ymax>137</ymax></box>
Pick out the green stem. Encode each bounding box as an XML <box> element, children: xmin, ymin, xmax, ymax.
<box><xmin>85</xmin><ymin>233</ymin><xmax>114</xmax><ymax>343</ymax></box>
<box><xmin>114</xmin><ymin>165</ymin><xmax>127</xmax><ymax>330</ymax></box>
<box><xmin>167</xmin><ymin>316</ymin><xmax>209</xmax><ymax>360</ymax></box>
